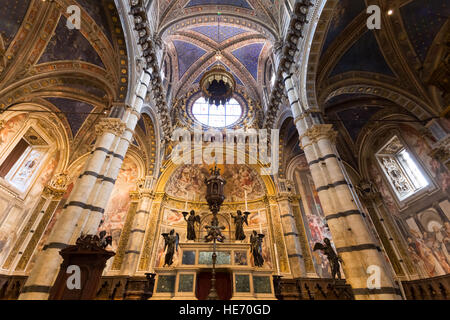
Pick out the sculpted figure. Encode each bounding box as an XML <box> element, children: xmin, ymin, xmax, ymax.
<box><xmin>314</xmin><ymin>238</ymin><xmax>343</xmax><ymax>281</ymax></box>
<box><xmin>230</xmin><ymin>210</ymin><xmax>249</xmax><ymax>240</ymax></box>
<box><xmin>161</xmin><ymin>229</ymin><xmax>179</xmax><ymax>267</ymax></box>
<box><xmin>183</xmin><ymin>210</ymin><xmax>201</xmax><ymax>240</ymax></box>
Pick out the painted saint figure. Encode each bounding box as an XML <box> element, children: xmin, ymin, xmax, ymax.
<box><xmin>250</xmin><ymin>231</ymin><xmax>265</xmax><ymax>267</ymax></box>
<box><xmin>161</xmin><ymin>229</ymin><xmax>179</xmax><ymax>267</ymax></box>
<box><xmin>230</xmin><ymin>210</ymin><xmax>249</xmax><ymax>240</ymax></box>
<box><xmin>183</xmin><ymin>210</ymin><xmax>201</xmax><ymax>240</ymax></box>
<box><xmin>314</xmin><ymin>238</ymin><xmax>343</xmax><ymax>281</ymax></box>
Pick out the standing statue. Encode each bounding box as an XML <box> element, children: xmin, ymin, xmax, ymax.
<box><xmin>250</xmin><ymin>231</ymin><xmax>265</xmax><ymax>267</ymax></box>
<box><xmin>230</xmin><ymin>210</ymin><xmax>250</xmax><ymax>240</ymax></box>
<box><xmin>161</xmin><ymin>229</ymin><xmax>179</xmax><ymax>267</ymax></box>
<box><xmin>98</xmin><ymin>231</ymin><xmax>113</xmax><ymax>249</ymax></box>
<box><xmin>182</xmin><ymin>210</ymin><xmax>201</xmax><ymax>240</ymax></box>
<box><xmin>313</xmin><ymin>238</ymin><xmax>343</xmax><ymax>281</ymax></box>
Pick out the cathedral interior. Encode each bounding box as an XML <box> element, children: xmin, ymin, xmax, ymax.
<box><xmin>0</xmin><ymin>0</ymin><xmax>449</xmax><ymax>301</ymax></box>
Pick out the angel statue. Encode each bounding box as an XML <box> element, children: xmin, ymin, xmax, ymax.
<box><xmin>230</xmin><ymin>210</ymin><xmax>250</xmax><ymax>240</ymax></box>
<box><xmin>161</xmin><ymin>229</ymin><xmax>179</xmax><ymax>267</ymax></box>
<box><xmin>182</xmin><ymin>210</ymin><xmax>201</xmax><ymax>240</ymax></box>
<box><xmin>98</xmin><ymin>230</ymin><xmax>112</xmax><ymax>249</ymax></box>
<box><xmin>313</xmin><ymin>238</ymin><xmax>343</xmax><ymax>281</ymax></box>
<box><xmin>250</xmin><ymin>231</ymin><xmax>265</xmax><ymax>267</ymax></box>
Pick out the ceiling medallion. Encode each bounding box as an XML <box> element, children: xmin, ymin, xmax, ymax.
<box><xmin>199</xmin><ymin>64</ymin><xmax>236</xmax><ymax>106</ymax></box>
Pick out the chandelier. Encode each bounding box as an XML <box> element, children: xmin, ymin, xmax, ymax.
<box><xmin>200</xmin><ymin>64</ymin><xmax>236</xmax><ymax>106</ymax></box>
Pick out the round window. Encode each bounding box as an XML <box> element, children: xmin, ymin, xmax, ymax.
<box><xmin>192</xmin><ymin>98</ymin><xmax>242</xmax><ymax>128</ymax></box>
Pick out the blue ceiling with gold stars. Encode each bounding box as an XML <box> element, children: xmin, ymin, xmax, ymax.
<box><xmin>330</xmin><ymin>31</ymin><xmax>395</xmax><ymax>77</ymax></box>
<box><xmin>173</xmin><ymin>40</ymin><xmax>207</xmax><ymax>79</ymax></box>
<box><xmin>400</xmin><ymin>0</ymin><xmax>449</xmax><ymax>62</ymax></box>
<box><xmin>190</xmin><ymin>25</ymin><xmax>248</xmax><ymax>43</ymax></box>
<box><xmin>0</xmin><ymin>0</ymin><xmax>31</xmax><ymax>48</ymax></box>
<box><xmin>38</xmin><ymin>17</ymin><xmax>105</xmax><ymax>68</ymax></box>
<box><xmin>232</xmin><ymin>43</ymin><xmax>264</xmax><ymax>80</ymax></box>
<box><xmin>45</xmin><ymin>97</ymin><xmax>94</xmax><ymax>138</ymax></box>
<box><xmin>322</xmin><ymin>0</ymin><xmax>366</xmax><ymax>54</ymax></box>
<box><xmin>337</xmin><ymin>106</ymin><xmax>383</xmax><ymax>142</ymax></box>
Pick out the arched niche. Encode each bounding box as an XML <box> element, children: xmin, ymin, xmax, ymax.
<box><xmin>150</xmin><ymin>149</ymin><xmax>277</xmax><ymax>270</ymax></box>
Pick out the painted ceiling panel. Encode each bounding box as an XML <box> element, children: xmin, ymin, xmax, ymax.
<box><xmin>75</xmin><ymin>0</ymin><xmax>114</xmax><ymax>43</ymax></box>
<box><xmin>400</xmin><ymin>0</ymin><xmax>449</xmax><ymax>62</ymax></box>
<box><xmin>330</xmin><ymin>31</ymin><xmax>395</xmax><ymax>77</ymax></box>
<box><xmin>38</xmin><ymin>17</ymin><xmax>105</xmax><ymax>68</ymax></box>
<box><xmin>322</xmin><ymin>0</ymin><xmax>365</xmax><ymax>55</ymax></box>
<box><xmin>337</xmin><ymin>106</ymin><xmax>383</xmax><ymax>141</ymax></box>
<box><xmin>190</xmin><ymin>25</ymin><xmax>248</xmax><ymax>43</ymax></box>
<box><xmin>0</xmin><ymin>0</ymin><xmax>31</xmax><ymax>48</ymax></box>
<box><xmin>173</xmin><ymin>40</ymin><xmax>207</xmax><ymax>79</ymax></box>
<box><xmin>232</xmin><ymin>43</ymin><xmax>264</xmax><ymax>80</ymax></box>
<box><xmin>45</xmin><ymin>97</ymin><xmax>94</xmax><ymax>138</ymax></box>
<box><xmin>185</xmin><ymin>0</ymin><xmax>253</xmax><ymax>10</ymax></box>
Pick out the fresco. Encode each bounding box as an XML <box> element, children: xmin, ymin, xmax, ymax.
<box><xmin>165</xmin><ymin>164</ymin><xmax>265</xmax><ymax>201</ymax></box>
<box><xmin>98</xmin><ymin>156</ymin><xmax>138</xmax><ymax>252</ymax></box>
<box><xmin>0</xmin><ymin>114</ymin><xmax>27</xmax><ymax>150</ymax></box>
<box><xmin>368</xmin><ymin>126</ymin><xmax>450</xmax><ymax>277</ymax></box>
<box><xmin>27</xmin><ymin>160</ymin><xmax>85</xmax><ymax>271</ymax></box>
<box><xmin>292</xmin><ymin>156</ymin><xmax>341</xmax><ymax>278</ymax></box>
<box><xmin>405</xmin><ymin>219</ymin><xmax>450</xmax><ymax>277</ymax></box>
<box><xmin>400</xmin><ymin>125</ymin><xmax>450</xmax><ymax>193</ymax></box>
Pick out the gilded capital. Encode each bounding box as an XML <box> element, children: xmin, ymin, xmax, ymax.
<box><xmin>95</xmin><ymin>118</ymin><xmax>127</xmax><ymax>136</ymax></box>
<box><xmin>300</xmin><ymin>124</ymin><xmax>337</xmax><ymax>145</ymax></box>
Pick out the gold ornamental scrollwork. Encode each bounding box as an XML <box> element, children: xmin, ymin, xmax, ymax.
<box><xmin>95</xmin><ymin>118</ymin><xmax>127</xmax><ymax>137</ymax></box>
<box><xmin>43</xmin><ymin>172</ymin><xmax>68</xmax><ymax>200</ymax></box>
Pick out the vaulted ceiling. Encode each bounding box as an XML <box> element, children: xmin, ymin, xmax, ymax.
<box><xmin>0</xmin><ymin>0</ymin><xmax>139</xmax><ymax>166</ymax></box>
<box><xmin>157</xmin><ymin>0</ymin><xmax>281</xmax><ymax>101</ymax></box>
<box><xmin>314</xmin><ymin>0</ymin><xmax>449</xmax><ymax>169</ymax></box>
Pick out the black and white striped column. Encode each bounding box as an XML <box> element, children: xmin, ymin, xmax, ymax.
<box><xmin>282</xmin><ymin>72</ymin><xmax>402</xmax><ymax>300</ymax></box>
<box><xmin>19</xmin><ymin>69</ymin><xmax>153</xmax><ymax>300</ymax></box>
<box><xmin>277</xmin><ymin>195</ymin><xmax>306</xmax><ymax>278</ymax></box>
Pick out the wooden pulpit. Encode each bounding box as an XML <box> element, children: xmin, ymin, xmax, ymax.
<box><xmin>49</xmin><ymin>235</ymin><xmax>115</xmax><ymax>300</ymax></box>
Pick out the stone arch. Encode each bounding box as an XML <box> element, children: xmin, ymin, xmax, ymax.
<box><xmin>321</xmin><ymin>81</ymin><xmax>436</xmax><ymax>120</ymax></box>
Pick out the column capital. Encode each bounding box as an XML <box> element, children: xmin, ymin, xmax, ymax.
<box><xmin>129</xmin><ymin>191</ymin><xmax>142</xmax><ymax>201</ymax></box>
<box><xmin>299</xmin><ymin>124</ymin><xmax>337</xmax><ymax>147</ymax></box>
<box><xmin>429</xmin><ymin>135</ymin><xmax>450</xmax><ymax>168</ymax></box>
<box><xmin>293</xmin><ymin>108</ymin><xmax>322</xmax><ymax>124</ymax></box>
<box><xmin>277</xmin><ymin>194</ymin><xmax>293</xmax><ymax>203</ymax></box>
<box><xmin>95</xmin><ymin>118</ymin><xmax>127</xmax><ymax>136</ymax></box>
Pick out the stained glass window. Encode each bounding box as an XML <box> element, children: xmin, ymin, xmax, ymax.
<box><xmin>376</xmin><ymin>136</ymin><xmax>429</xmax><ymax>201</ymax></box>
<box><xmin>192</xmin><ymin>98</ymin><xmax>242</xmax><ymax>128</ymax></box>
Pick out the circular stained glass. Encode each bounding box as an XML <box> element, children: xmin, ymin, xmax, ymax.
<box><xmin>192</xmin><ymin>97</ymin><xmax>243</xmax><ymax>128</ymax></box>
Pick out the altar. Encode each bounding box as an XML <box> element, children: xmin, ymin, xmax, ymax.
<box><xmin>150</xmin><ymin>242</ymin><xmax>276</xmax><ymax>300</ymax></box>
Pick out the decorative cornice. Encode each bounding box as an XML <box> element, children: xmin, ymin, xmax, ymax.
<box><xmin>264</xmin><ymin>0</ymin><xmax>314</xmax><ymax>129</ymax></box>
<box><xmin>130</xmin><ymin>0</ymin><xmax>172</xmax><ymax>143</ymax></box>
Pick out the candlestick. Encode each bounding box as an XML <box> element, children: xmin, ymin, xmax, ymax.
<box><xmin>244</xmin><ymin>190</ymin><xmax>248</xmax><ymax>211</ymax></box>
<box><xmin>274</xmin><ymin>244</ymin><xmax>280</xmax><ymax>275</ymax></box>
<box><xmin>259</xmin><ymin>211</ymin><xmax>263</xmax><ymax>234</ymax></box>
<box><xmin>184</xmin><ymin>200</ymin><xmax>188</xmax><ymax>211</ymax></box>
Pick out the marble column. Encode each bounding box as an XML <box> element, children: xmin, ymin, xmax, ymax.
<box><xmin>282</xmin><ymin>72</ymin><xmax>402</xmax><ymax>299</ymax></box>
<box><xmin>82</xmin><ymin>69</ymin><xmax>153</xmax><ymax>236</ymax></box>
<box><xmin>276</xmin><ymin>194</ymin><xmax>306</xmax><ymax>278</ymax></box>
<box><xmin>120</xmin><ymin>177</ymin><xmax>155</xmax><ymax>275</ymax></box>
<box><xmin>19</xmin><ymin>69</ymin><xmax>153</xmax><ymax>300</ymax></box>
